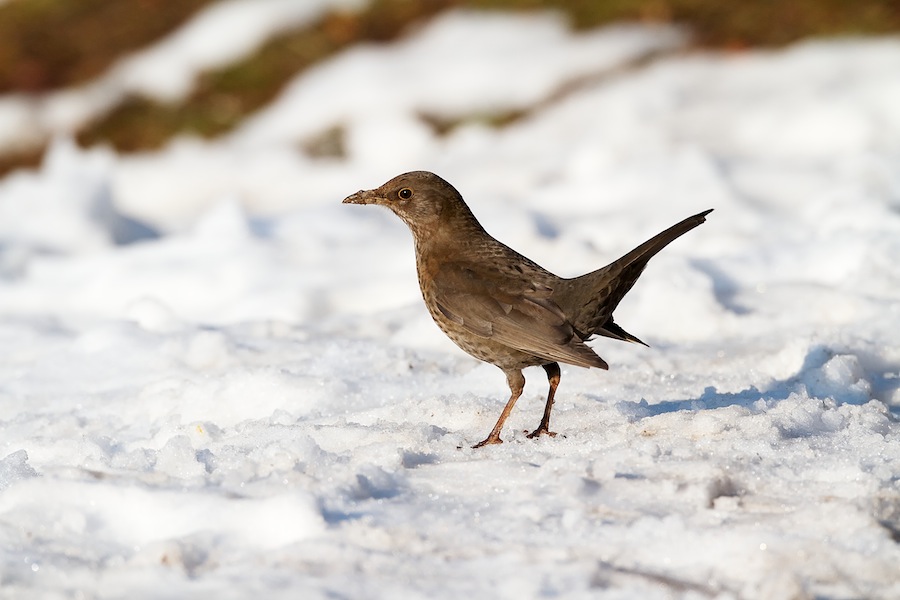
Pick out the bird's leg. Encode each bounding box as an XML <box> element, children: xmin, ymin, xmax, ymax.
<box><xmin>473</xmin><ymin>370</ymin><xmax>525</xmax><ymax>448</ymax></box>
<box><xmin>527</xmin><ymin>362</ymin><xmax>560</xmax><ymax>439</ymax></box>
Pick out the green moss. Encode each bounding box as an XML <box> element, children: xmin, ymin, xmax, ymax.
<box><xmin>78</xmin><ymin>0</ymin><xmax>457</xmax><ymax>149</ymax></box>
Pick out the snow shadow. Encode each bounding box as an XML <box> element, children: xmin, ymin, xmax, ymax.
<box><xmin>690</xmin><ymin>258</ymin><xmax>750</xmax><ymax>315</ymax></box>
<box><xmin>618</xmin><ymin>384</ymin><xmax>778</xmax><ymax>418</ymax></box>
<box><xmin>619</xmin><ymin>343</ymin><xmax>899</xmax><ymax>418</ymax></box>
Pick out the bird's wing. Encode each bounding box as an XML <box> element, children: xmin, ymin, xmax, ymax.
<box><xmin>431</xmin><ymin>262</ymin><xmax>608</xmax><ymax>369</ymax></box>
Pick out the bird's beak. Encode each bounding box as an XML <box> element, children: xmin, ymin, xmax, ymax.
<box><xmin>342</xmin><ymin>189</ymin><xmax>379</xmax><ymax>205</ymax></box>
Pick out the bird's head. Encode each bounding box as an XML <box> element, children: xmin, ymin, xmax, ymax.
<box><xmin>342</xmin><ymin>171</ymin><xmax>478</xmax><ymax>240</ymax></box>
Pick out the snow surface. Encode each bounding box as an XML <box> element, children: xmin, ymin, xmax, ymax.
<box><xmin>1</xmin><ymin>8</ymin><xmax>900</xmax><ymax>599</ymax></box>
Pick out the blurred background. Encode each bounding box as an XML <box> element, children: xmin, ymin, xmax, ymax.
<box><xmin>1</xmin><ymin>0</ymin><xmax>898</xmax><ymax>178</ymax></box>
<box><xmin>1</xmin><ymin>5</ymin><xmax>899</xmax><ymax>596</ymax></box>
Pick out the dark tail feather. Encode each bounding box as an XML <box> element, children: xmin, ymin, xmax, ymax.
<box><xmin>596</xmin><ymin>319</ymin><xmax>649</xmax><ymax>346</ymax></box>
<box><xmin>605</xmin><ymin>209</ymin><xmax>713</xmax><ymax>274</ymax></box>
<box><xmin>560</xmin><ymin>209</ymin><xmax>713</xmax><ymax>338</ymax></box>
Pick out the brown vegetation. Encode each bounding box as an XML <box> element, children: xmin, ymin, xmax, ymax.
<box><xmin>0</xmin><ymin>0</ymin><xmax>897</xmax><ymax>175</ymax></box>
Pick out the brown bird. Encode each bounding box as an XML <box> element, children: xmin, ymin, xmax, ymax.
<box><xmin>343</xmin><ymin>171</ymin><xmax>711</xmax><ymax>448</ymax></box>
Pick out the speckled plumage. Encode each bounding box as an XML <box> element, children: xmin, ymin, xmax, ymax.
<box><xmin>344</xmin><ymin>171</ymin><xmax>711</xmax><ymax>447</ymax></box>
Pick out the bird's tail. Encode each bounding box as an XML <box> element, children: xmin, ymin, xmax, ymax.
<box><xmin>557</xmin><ymin>209</ymin><xmax>713</xmax><ymax>341</ymax></box>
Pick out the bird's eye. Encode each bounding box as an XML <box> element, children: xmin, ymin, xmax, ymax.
<box><xmin>398</xmin><ymin>188</ymin><xmax>412</xmax><ymax>200</ymax></box>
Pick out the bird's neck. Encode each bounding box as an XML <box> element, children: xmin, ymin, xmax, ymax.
<box><xmin>413</xmin><ymin>207</ymin><xmax>487</xmax><ymax>259</ymax></box>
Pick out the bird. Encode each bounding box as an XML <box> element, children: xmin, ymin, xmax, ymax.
<box><xmin>343</xmin><ymin>171</ymin><xmax>711</xmax><ymax>448</ymax></box>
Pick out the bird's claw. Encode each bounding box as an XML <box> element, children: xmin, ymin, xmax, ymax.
<box><xmin>472</xmin><ymin>435</ymin><xmax>503</xmax><ymax>448</ymax></box>
<box><xmin>526</xmin><ymin>427</ymin><xmax>557</xmax><ymax>439</ymax></box>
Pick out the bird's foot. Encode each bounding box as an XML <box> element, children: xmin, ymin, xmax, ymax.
<box><xmin>472</xmin><ymin>435</ymin><xmax>503</xmax><ymax>448</ymax></box>
<box><xmin>526</xmin><ymin>426</ymin><xmax>557</xmax><ymax>439</ymax></box>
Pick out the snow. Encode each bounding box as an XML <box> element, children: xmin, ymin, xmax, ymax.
<box><xmin>1</xmin><ymin>7</ymin><xmax>900</xmax><ymax>599</ymax></box>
